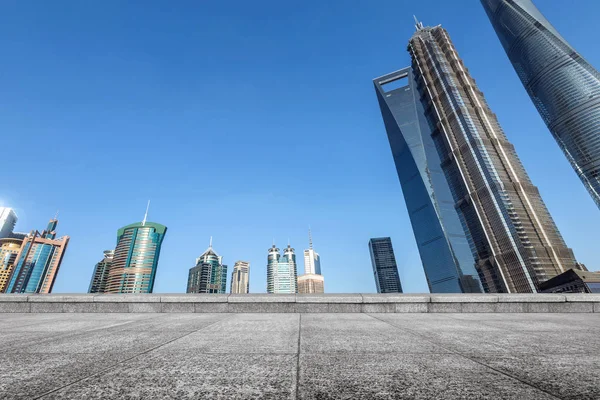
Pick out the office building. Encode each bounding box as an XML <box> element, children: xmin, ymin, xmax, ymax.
<box><xmin>369</xmin><ymin>237</ymin><xmax>403</xmax><ymax>293</ymax></box>
<box><xmin>298</xmin><ymin>274</ymin><xmax>324</xmax><ymax>294</ymax></box>
<box><xmin>88</xmin><ymin>250</ymin><xmax>114</xmax><ymax>294</ymax></box>
<box><xmin>482</xmin><ymin>0</ymin><xmax>600</xmax><ymax>209</ymax></box>
<box><xmin>0</xmin><ymin>237</ymin><xmax>23</xmax><ymax>292</ymax></box>
<box><xmin>407</xmin><ymin>21</ymin><xmax>579</xmax><ymax>292</ymax></box>
<box><xmin>5</xmin><ymin>218</ymin><xmax>69</xmax><ymax>293</ymax></box>
<box><xmin>298</xmin><ymin>229</ymin><xmax>325</xmax><ymax>293</ymax></box>
<box><xmin>267</xmin><ymin>244</ymin><xmax>297</xmax><ymax>294</ymax></box>
<box><xmin>374</xmin><ymin>67</ymin><xmax>483</xmax><ymax>293</ymax></box>
<box><xmin>0</xmin><ymin>207</ymin><xmax>17</xmax><ymax>239</ymax></box>
<box><xmin>187</xmin><ymin>238</ymin><xmax>228</xmax><ymax>294</ymax></box>
<box><xmin>104</xmin><ymin>205</ymin><xmax>167</xmax><ymax>293</ymax></box>
<box><xmin>539</xmin><ymin>269</ymin><xmax>600</xmax><ymax>293</ymax></box>
<box><xmin>230</xmin><ymin>261</ymin><xmax>250</xmax><ymax>294</ymax></box>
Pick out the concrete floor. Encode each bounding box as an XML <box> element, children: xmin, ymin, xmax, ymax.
<box><xmin>1</xmin><ymin>313</ymin><xmax>599</xmax><ymax>399</ymax></box>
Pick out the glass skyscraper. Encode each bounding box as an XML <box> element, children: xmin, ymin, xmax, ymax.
<box><xmin>187</xmin><ymin>240</ymin><xmax>228</xmax><ymax>294</ymax></box>
<box><xmin>0</xmin><ymin>207</ymin><xmax>17</xmax><ymax>239</ymax></box>
<box><xmin>267</xmin><ymin>244</ymin><xmax>297</xmax><ymax>294</ymax></box>
<box><xmin>298</xmin><ymin>229</ymin><xmax>325</xmax><ymax>294</ymax></box>
<box><xmin>406</xmin><ymin>22</ymin><xmax>579</xmax><ymax>293</ymax></box>
<box><xmin>6</xmin><ymin>218</ymin><xmax>70</xmax><ymax>294</ymax></box>
<box><xmin>374</xmin><ymin>67</ymin><xmax>483</xmax><ymax>293</ymax></box>
<box><xmin>88</xmin><ymin>250</ymin><xmax>114</xmax><ymax>294</ymax></box>
<box><xmin>369</xmin><ymin>237</ymin><xmax>403</xmax><ymax>293</ymax></box>
<box><xmin>105</xmin><ymin>221</ymin><xmax>167</xmax><ymax>294</ymax></box>
<box><xmin>481</xmin><ymin>0</ymin><xmax>600</xmax><ymax>209</ymax></box>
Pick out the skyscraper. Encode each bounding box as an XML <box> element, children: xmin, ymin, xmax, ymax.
<box><xmin>369</xmin><ymin>237</ymin><xmax>403</xmax><ymax>293</ymax></box>
<box><xmin>374</xmin><ymin>67</ymin><xmax>483</xmax><ymax>293</ymax></box>
<box><xmin>0</xmin><ymin>237</ymin><xmax>23</xmax><ymax>293</ymax></box>
<box><xmin>298</xmin><ymin>229</ymin><xmax>325</xmax><ymax>294</ymax></box>
<box><xmin>187</xmin><ymin>238</ymin><xmax>228</xmax><ymax>294</ymax></box>
<box><xmin>230</xmin><ymin>261</ymin><xmax>250</xmax><ymax>294</ymax></box>
<box><xmin>481</xmin><ymin>0</ymin><xmax>600</xmax><ymax>209</ymax></box>
<box><xmin>0</xmin><ymin>207</ymin><xmax>17</xmax><ymax>239</ymax></box>
<box><xmin>406</xmin><ymin>21</ymin><xmax>579</xmax><ymax>293</ymax></box>
<box><xmin>266</xmin><ymin>243</ymin><xmax>297</xmax><ymax>294</ymax></box>
<box><xmin>104</xmin><ymin>205</ymin><xmax>167</xmax><ymax>294</ymax></box>
<box><xmin>5</xmin><ymin>218</ymin><xmax>69</xmax><ymax>293</ymax></box>
<box><xmin>88</xmin><ymin>250</ymin><xmax>114</xmax><ymax>294</ymax></box>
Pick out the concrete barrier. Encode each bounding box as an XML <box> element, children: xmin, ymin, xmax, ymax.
<box><xmin>1</xmin><ymin>293</ymin><xmax>599</xmax><ymax>313</ymax></box>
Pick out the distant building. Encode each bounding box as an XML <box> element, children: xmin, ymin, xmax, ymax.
<box><xmin>298</xmin><ymin>274</ymin><xmax>324</xmax><ymax>294</ymax></box>
<box><xmin>298</xmin><ymin>229</ymin><xmax>324</xmax><ymax>293</ymax></box>
<box><xmin>104</xmin><ymin>206</ymin><xmax>167</xmax><ymax>294</ymax></box>
<box><xmin>88</xmin><ymin>250</ymin><xmax>114</xmax><ymax>294</ymax></box>
<box><xmin>0</xmin><ymin>207</ymin><xmax>17</xmax><ymax>239</ymax></box>
<box><xmin>0</xmin><ymin>237</ymin><xmax>23</xmax><ymax>293</ymax></box>
<box><xmin>539</xmin><ymin>269</ymin><xmax>600</xmax><ymax>294</ymax></box>
<box><xmin>482</xmin><ymin>0</ymin><xmax>600</xmax><ymax>209</ymax></box>
<box><xmin>369</xmin><ymin>237</ymin><xmax>402</xmax><ymax>293</ymax></box>
<box><xmin>5</xmin><ymin>218</ymin><xmax>69</xmax><ymax>293</ymax></box>
<box><xmin>267</xmin><ymin>244</ymin><xmax>297</xmax><ymax>294</ymax></box>
<box><xmin>187</xmin><ymin>239</ymin><xmax>228</xmax><ymax>294</ymax></box>
<box><xmin>230</xmin><ymin>261</ymin><xmax>250</xmax><ymax>294</ymax></box>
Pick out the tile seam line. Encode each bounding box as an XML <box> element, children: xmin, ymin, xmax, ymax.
<box><xmin>294</xmin><ymin>313</ymin><xmax>302</xmax><ymax>400</ymax></box>
<box><xmin>31</xmin><ymin>314</ymin><xmax>233</xmax><ymax>400</ymax></box>
<box><xmin>365</xmin><ymin>313</ymin><xmax>565</xmax><ymax>400</ymax></box>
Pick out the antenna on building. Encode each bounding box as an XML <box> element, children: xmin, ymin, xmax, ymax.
<box><xmin>413</xmin><ymin>15</ymin><xmax>424</xmax><ymax>31</ymax></box>
<box><xmin>54</xmin><ymin>210</ymin><xmax>59</xmax><ymax>221</ymax></box>
<box><xmin>209</xmin><ymin>236</ymin><xmax>213</xmax><ymax>248</ymax></box>
<box><xmin>142</xmin><ymin>200</ymin><xmax>150</xmax><ymax>226</ymax></box>
<box><xmin>308</xmin><ymin>226</ymin><xmax>313</xmax><ymax>250</ymax></box>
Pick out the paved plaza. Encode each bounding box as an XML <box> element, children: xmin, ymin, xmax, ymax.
<box><xmin>1</xmin><ymin>312</ymin><xmax>599</xmax><ymax>399</ymax></box>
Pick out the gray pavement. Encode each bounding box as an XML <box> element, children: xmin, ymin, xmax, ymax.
<box><xmin>1</xmin><ymin>313</ymin><xmax>599</xmax><ymax>399</ymax></box>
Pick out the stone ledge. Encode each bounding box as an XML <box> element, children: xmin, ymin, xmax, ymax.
<box><xmin>0</xmin><ymin>293</ymin><xmax>599</xmax><ymax>313</ymax></box>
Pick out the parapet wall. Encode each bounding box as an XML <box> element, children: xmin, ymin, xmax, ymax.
<box><xmin>1</xmin><ymin>293</ymin><xmax>600</xmax><ymax>313</ymax></box>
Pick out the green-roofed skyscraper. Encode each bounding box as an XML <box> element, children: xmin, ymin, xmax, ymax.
<box><xmin>104</xmin><ymin>202</ymin><xmax>167</xmax><ymax>294</ymax></box>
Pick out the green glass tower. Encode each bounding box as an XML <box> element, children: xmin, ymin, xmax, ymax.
<box><xmin>187</xmin><ymin>238</ymin><xmax>228</xmax><ymax>294</ymax></box>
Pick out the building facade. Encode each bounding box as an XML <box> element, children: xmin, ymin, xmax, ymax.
<box><xmin>6</xmin><ymin>218</ymin><xmax>69</xmax><ymax>294</ymax></box>
<box><xmin>374</xmin><ymin>68</ymin><xmax>483</xmax><ymax>293</ymax></box>
<box><xmin>230</xmin><ymin>261</ymin><xmax>250</xmax><ymax>294</ymax></box>
<box><xmin>104</xmin><ymin>221</ymin><xmax>167</xmax><ymax>294</ymax></box>
<box><xmin>408</xmin><ymin>22</ymin><xmax>579</xmax><ymax>293</ymax></box>
<box><xmin>539</xmin><ymin>269</ymin><xmax>600</xmax><ymax>294</ymax></box>
<box><xmin>0</xmin><ymin>207</ymin><xmax>17</xmax><ymax>239</ymax></box>
<box><xmin>88</xmin><ymin>250</ymin><xmax>114</xmax><ymax>294</ymax></box>
<box><xmin>298</xmin><ymin>274</ymin><xmax>324</xmax><ymax>294</ymax></box>
<box><xmin>267</xmin><ymin>244</ymin><xmax>297</xmax><ymax>294</ymax></box>
<box><xmin>187</xmin><ymin>241</ymin><xmax>228</xmax><ymax>294</ymax></box>
<box><xmin>369</xmin><ymin>237</ymin><xmax>403</xmax><ymax>293</ymax></box>
<box><xmin>481</xmin><ymin>0</ymin><xmax>600</xmax><ymax>209</ymax></box>
<box><xmin>0</xmin><ymin>237</ymin><xmax>23</xmax><ymax>292</ymax></box>
<box><xmin>298</xmin><ymin>229</ymin><xmax>325</xmax><ymax>293</ymax></box>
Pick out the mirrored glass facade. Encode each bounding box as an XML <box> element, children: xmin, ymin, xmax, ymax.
<box><xmin>374</xmin><ymin>68</ymin><xmax>482</xmax><ymax>293</ymax></box>
<box><xmin>482</xmin><ymin>0</ymin><xmax>600</xmax><ymax>208</ymax></box>
<box><xmin>6</xmin><ymin>219</ymin><xmax>69</xmax><ymax>294</ymax></box>
<box><xmin>368</xmin><ymin>238</ymin><xmax>403</xmax><ymax>293</ymax></box>
<box><xmin>408</xmin><ymin>24</ymin><xmax>579</xmax><ymax>292</ymax></box>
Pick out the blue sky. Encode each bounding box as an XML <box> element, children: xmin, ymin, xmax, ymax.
<box><xmin>1</xmin><ymin>0</ymin><xmax>599</xmax><ymax>294</ymax></box>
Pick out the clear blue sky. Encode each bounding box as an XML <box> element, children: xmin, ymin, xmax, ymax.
<box><xmin>1</xmin><ymin>0</ymin><xmax>599</xmax><ymax>294</ymax></box>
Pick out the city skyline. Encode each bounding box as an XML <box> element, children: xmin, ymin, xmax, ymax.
<box><xmin>1</xmin><ymin>1</ymin><xmax>600</xmax><ymax>293</ymax></box>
